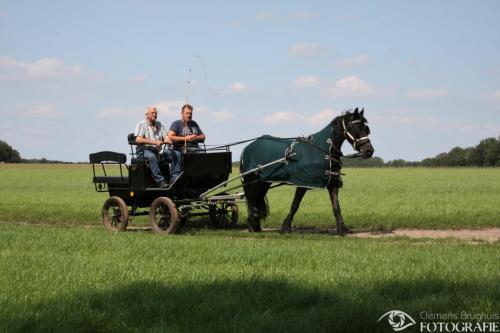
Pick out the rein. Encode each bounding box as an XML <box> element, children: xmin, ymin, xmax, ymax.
<box><xmin>205</xmin><ymin>136</ymin><xmax>301</xmax><ymax>151</ymax></box>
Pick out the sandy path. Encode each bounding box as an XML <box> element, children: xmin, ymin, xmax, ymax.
<box><xmin>350</xmin><ymin>228</ymin><xmax>500</xmax><ymax>242</ymax></box>
<box><xmin>260</xmin><ymin>227</ymin><xmax>500</xmax><ymax>242</ymax></box>
<box><xmin>2</xmin><ymin>222</ymin><xmax>499</xmax><ymax>242</ymax></box>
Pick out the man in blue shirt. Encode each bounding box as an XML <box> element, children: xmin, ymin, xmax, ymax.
<box><xmin>168</xmin><ymin>104</ymin><xmax>206</xmax><ymax>182</ymax></box>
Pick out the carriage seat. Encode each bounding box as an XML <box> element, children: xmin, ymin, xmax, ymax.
<box><xmin>89</xmin><ymin>151</ymin><xmax>127</xmax><ymax>164</ymax></box>
<box><xmin>127</xmin><ymin>134</ymin><xmax>171</xmax><ymax>184</ymax></box>
<box><xmin>128</xmin><ymin>133</ymin><xmax>138</xmax><ymax>146</ymax></box>
<box><xmin>89</xmin><ymin>151</ymin><xmax>128</xmax><ymax>187</ymax></box>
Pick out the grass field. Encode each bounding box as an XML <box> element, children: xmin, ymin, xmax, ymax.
<box><xmin>0</xmin><ymin>224</ymin><xmax>498</xmax><ymax>332</ymax></box>
<box><xmin>0</xmin><ymin>164</ymin><xmax>499</xmax><ymax>229</ymax></box>
<box><xmin>0</xmin><ymin>164</ymin><xmax>499</xmax><ymax>332</ymax></box>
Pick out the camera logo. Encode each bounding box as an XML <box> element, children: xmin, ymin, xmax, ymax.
<box><xmin>378</xmin><ymin>310</ymin><xmax>417</xmax><ymax>331</ymax></box>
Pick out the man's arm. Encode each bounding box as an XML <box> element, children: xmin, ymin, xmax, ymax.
<box><xmin>195</xmin><ymin>133</ymin><xmax>206</xmax><ymax>142</ymax></box>
<box><xmin>136</xmin><ymin>136</ymin><xmax>163</xmax><ymax>147</ymax></box>
<box><xmin>168</xmin><ymin>130</ymin><xmax>204</xmax><ymax>143</ymax></box>
<box><xmin>168</xmin><ymin>130</ymin><xmax>191</xmax><ymax>142</ymax></box>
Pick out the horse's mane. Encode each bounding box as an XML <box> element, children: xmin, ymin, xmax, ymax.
<box><xmin>334</xmin><ymin>108</ymin><xmax>368</xmax><ymax>124</ymax></box>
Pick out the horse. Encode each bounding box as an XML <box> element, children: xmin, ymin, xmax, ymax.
<box><xmin>240</xmin><ymin>107</ymin><xmax>374</xmax><ymax>235</ymax></box>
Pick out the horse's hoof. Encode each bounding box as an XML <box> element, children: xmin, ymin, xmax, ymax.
<box><xmin>248</xmin><ymin>223</ymin><xmax>262</xmax><ymax>232</ymax></box>
<box><xmin>280</xmin><ymin>227</ymin><xmax>292</xmax><ymax>234</ymax></box>
<box><xmin>342</xmin><ymin>226</ymin><xmax>353</xmax><ymax>234</ymax></box>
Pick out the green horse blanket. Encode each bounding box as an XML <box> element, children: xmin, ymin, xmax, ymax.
<box><xmin>240</xmin><ymin>123</ymin><xmax>335</xmax><ymax>189</ymax></box>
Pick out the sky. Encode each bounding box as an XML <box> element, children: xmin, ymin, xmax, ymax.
<box><xmin>1</xmin><ymin>1</ymin><xmax>499</xmax><ymax>162</ymax></box>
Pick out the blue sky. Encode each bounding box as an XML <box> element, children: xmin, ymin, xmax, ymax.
<box><xmin>1</xmin><ymin>1</ymin><xmax>499</xmax><ymax>162</ymax></box>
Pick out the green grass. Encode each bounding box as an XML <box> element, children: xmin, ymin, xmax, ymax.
<box><xmin>0</xmin><ymin>223</ymin><xmax>498</xmax><ymax>332</ymax></box>
<box><xmin>0</xmin><ymin>164</ymin><xmax>499</xmax><ymax>229</ymax></box>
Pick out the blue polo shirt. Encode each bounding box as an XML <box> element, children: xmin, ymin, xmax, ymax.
<box><xmin>169</xmin><ymin>120</ymin><xmax>204</xmax><ymax>150</ymax></box>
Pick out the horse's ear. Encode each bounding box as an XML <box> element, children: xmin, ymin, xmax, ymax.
<box><xmin>360</xmin><ymin>108</ymin><xmax>364</xmax><ymax>117</ymax></box>
<box><xmin>354</xmin><ymin>107</ymin><xmax>359</xmax><ymax>115</ymax></box>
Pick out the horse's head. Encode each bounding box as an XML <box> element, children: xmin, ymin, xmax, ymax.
<box><xmin>342</xmin><ymin>108</ymin><xmax>374</xmax><ymax>158</ymax></box>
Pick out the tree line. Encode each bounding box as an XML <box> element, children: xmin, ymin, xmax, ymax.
<box><xmin>2</xmin><ymin>136</ymin><xmax>500</xmax><ymax>166</ymax></box>
<box><xmin>0</xmin><ymin>140</ymin><xmax>72</xmax><ymax>164</ymax></box>
<box><xmin>342</xmin><ymin>136</ymin><xmax>500</xmax><ymax>167</ymax></box>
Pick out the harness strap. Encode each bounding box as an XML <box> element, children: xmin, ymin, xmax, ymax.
<box><xmin>342</xmin><ymin>118</ymin><xmax>370</xmax><ymax>150</ymax></box>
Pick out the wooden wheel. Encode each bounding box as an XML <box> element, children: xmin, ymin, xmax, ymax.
<box><xmin>149</xmin><ymin>197</ymin><xmax>180</xmax><ymax>234</ymax></box>
<box><xmin>210</xmin><ymin>203</ymin><xmax>238</xmax><ymax>229</ymax></box>
<box><xmin>102</xmin><ymin>196</ymin><xmax>129</xmax><ymax>231</ymax></box>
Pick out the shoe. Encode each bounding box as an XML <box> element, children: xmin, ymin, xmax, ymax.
<box><xmin>158</xmin><ymin>180</ymin><xmax>168</xmax><ymax>188</ymax></box>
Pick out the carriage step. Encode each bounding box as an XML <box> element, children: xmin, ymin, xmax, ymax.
<box><xmin>206</xmin><ymin>193</ymin><xmax>245</xmax><ymax>201</ymax></box>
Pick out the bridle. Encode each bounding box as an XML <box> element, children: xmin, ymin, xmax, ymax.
<box><xmin>342</xmin><ymin>116</ymin><xmax>370</xmax><ymax>151</ymax></box>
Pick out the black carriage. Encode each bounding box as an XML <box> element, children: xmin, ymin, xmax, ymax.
<box><xmin>89</xmin><ymin>134</ymin><xmax>242</xmax><ymax>234</ymax></box>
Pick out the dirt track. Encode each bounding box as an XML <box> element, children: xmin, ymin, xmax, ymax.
<box><xmin>3</xmin><ymin>222</ymin><xmax>500</xmax><ymax>242</ymax></box>
<box><xmin>260</xmin><ymin>227</ymin><xmax>500</xmax><ymax>242</ymax></box>
<box><xmin>349</xmin><ymin>228</ymin><xmax>500</xmax><ymax>242</ymax></box>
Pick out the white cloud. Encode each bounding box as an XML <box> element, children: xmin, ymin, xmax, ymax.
<box><xmin>263</xmin><ymin>111</ymin><xmax>304</xmax><ymax>124</ymax></box>
<box><xmin>389</xmin><ymin>113</ymin><xmax>500</xmax><ymax>136</ymax></box>
<box><xmin>308</xmin><ymin>109</ymin><xmax>336</xmax><ymax>125</ymax></box>
<box><xmin>292</xmin><ymin>75</ymin><xmax>321</xmax><ymax>88</ymax></box>
<box><xmin>492</xmin><ymin>90</ymin><xmax>500</xmax><ymax>100</ymax></box>
<box><xmin>336</xmin><ymin>54</ymin><xmax>369</xmax><ymax>68</ymax></box>
<box><xmin>213</xmin><ymin>111</ymin><xmax>234</xmax><ymax>122</ymax></box>
<box><xmin>288</xmin><ymin>12</ymin><xmax>315</xmax><ymax>21</ymax></box>
<box><xmin>255</xmin><ymin>11</ymin><xmax>275</xmax><ymax>21</ymax></box>
<box><xmin>397</xmin><ymin>115</ymin><xmax>440</xmax><ymax>129</ymax></box>
<box><xmin>16</xmin><ymin>104</ymin><xmax>60</xmax><ymax>118</ymax></box>
<box><xmin>249</xmin><ymin>11</ymin><xmax>314</xmax><ymax>23</ymax></box>
<box><xmin>262</xmin><ymin>109</ymin><xmax>337</xmax><ymax>126</ymax></box>
<box><xmin>155</xmin><ymin>100</ymin><xmax>185</xmax><ymax>117</ymax></box>
<box><xmin>129</xmin><ymin>74</ymin><xmax>147</xmax><ymax>83</ymax></box>
<box><xmin>407</xmin><ymin>89</ymin><xmax>448</xmax><ymax>99</ymax></box>
<box><xmin>228</xmin><ymin>82</ymin><xmax>248</xmax><ymax>93</ymax></box>
<box><xmin>0</xmin><ymin>56</ymin><xmax>84</xmax><ymax>81</ymax></box>
<box><xmin>288</xmin><ymin>43</ymin><xmax>323</xmax><ymax>57</ymax></box>
<box><xmin>97</xmin><ymin>100</ymin><xmax>190</xmax><ymax>120</ymax></box>
<box><xmin>327</xmin><ymin>76</ymin><xmax>373</xmax><ymax>97</ymax></box>
<box><xmin>337</xmin><ymin>15</ymin><xmax>360</xmax><ymax>24</ymax></box>
<box><xmin>98</xmin><ymin>107</ymin><xmax>137</xmax><ymax>118</ymax></box>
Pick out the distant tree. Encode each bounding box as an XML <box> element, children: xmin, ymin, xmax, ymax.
<box><xmin>342</xmin><ymin>156</ymin><xmax>385</xmax><ymax>167</ymax></box>
<box><xmin>446</xmin><ymin>147</ymin><xmax>467</xmax><ymax>166</ymax></box>
<box><xmin>482</xmin><ymin>138</ymin><xmax>500</xmax><ymax>167</ymax></box>
<box><xmin>469</xmin><ymin>138</ymin><xmax>499</xmax><ymax>167</ymax></box>
<box><xmin>386</xmin><ymin>159</ymin><xmax>409</xmax><ymax>167</ymax></box>
<box><xmin>0</xmin><ymin>140</ymin><xmax>21</xmax><ymax>163</ymax></box>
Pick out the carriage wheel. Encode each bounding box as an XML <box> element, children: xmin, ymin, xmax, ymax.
<box><xmin>102</xmin><ymin>196</ymin><xmax>129</xmax><ymax>231</ymax></box>
<box><xmin>210</xmin><ymin>203</ymin><xmax>238</xmax><ymax>229</ymax></box>
<box><xmin>149</xmin><ymin>197</ymin><xmax>180</xmax><ymax>234</ymax></box>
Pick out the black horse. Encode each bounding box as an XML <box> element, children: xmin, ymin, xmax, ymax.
<box><xmin>240</xmin><ymin>108</ymin><xmax>374</xmax><ymax>235</ymax></box>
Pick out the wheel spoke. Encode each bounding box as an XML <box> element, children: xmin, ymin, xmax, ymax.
<box><xmin>102</xmin><ymin>197</ymin><xmax>129</xmax><ymax>232</ymax></box>
<box><xmin>155</xmin><ymin>204</ymin><xmax>171</xmax><ymax>230</ymax></box>
<box><xmin>111</xmin><ymin>206</ymin><xmax>122</xmax><ymax>227</ymax></box>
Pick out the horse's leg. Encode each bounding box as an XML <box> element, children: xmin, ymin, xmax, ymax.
<box><xmin>244</xmin><ymin>181</ymin><xmax>270</xmax><ymax>232</ymax></box>
<box><xmin>328</xmin><ymin>186</ymin><xmax>351</xmax><ymax>236</ymax></box>
<box><xmin>281</xmin><ymin>187</ymin><xmax>307</xmax><ymax>233</ymax></box>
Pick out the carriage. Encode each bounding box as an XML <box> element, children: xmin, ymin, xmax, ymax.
<box><xmin>89</xmin><ymin>134</ymin><xmax>243</xmax><ymax>234</ymax></box>
<box><xmin>90</xmin><ymin>108</ymin><xmax>373</xmax><ymax>236</ymax></box>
